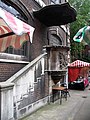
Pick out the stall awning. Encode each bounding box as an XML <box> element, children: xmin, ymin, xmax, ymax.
<box><xmin>68</xmin><ymin>60</ymin><xmax>90</xmax><ymax>67</ymax></box>
<box><xmin>0</xmin><ymin>7</ymin><xmax>35</xmax><ymax>51</ymax></box>
<box><xmin>33</xmin><ymin>2</ymin><xmax>77</xmax><ymax>26</ymax></box>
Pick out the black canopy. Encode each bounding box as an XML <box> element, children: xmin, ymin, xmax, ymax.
<box><xmin>33</xmin><ymin>2</ymin><xmax>77</xmax><ymax>27</ymax></box>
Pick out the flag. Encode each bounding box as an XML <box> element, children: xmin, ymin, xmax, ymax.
<box><xmin>0</xmin><ymin>7</ymin><xmax>35</xmax><ymax>52</ymax></box>
<box><xmin>83</xmin><ymin>26</ymin><xmax>90</xmax><ymax>45</ymax></box>
<box><xmin>73</xmin><ymin>26</ymin><xmax>90</xmax><ymax>45</ymax></box>
<box><xmin>73</xmin><ymin>26</ymin><xmax>87</xmax><ymax>43</ymax></box>
<box><xmin>0</xmin><ymin>7</ymin><xmax>35</xmax><ymax>43</ymax></box>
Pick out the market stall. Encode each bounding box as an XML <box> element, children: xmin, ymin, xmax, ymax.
<box><xmin>68</xmin><ymin>60</ymin><xmax>90</xmax><ymax>90</ymax></box>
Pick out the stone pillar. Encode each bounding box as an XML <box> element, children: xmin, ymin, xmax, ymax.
<box><xmin>0</xmin><ymin>83</ymin><xmax>14</xmax><ymax>120</ymax></box>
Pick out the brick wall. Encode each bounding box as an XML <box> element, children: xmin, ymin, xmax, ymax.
<box><xmin>21</xmin><ymin>0</ymin><xmax>48</xmax><ymax>61</ymax></box>
<box><xmin>0</xmin><ymin>63</ymin><xmax>27</xmax><ymax>82</ymax></box>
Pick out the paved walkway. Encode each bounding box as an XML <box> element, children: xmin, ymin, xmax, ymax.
<box><xmin>21</xmin><ymin>86</ymin><xmax>90</xmax><ymax>120</ymax></box>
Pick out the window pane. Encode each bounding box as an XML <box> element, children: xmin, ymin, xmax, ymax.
<box><xmin>4</xmin><ymin>41</ymin><xmax>29</xmax><ymax>57</ymax></box>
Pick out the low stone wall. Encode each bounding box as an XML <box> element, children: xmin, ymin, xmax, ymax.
<box><xmin>5</xmin><ymin>53</ymin><xmax>49</xmax><ymax>120</ymax></box>
<box><xmin>0</xmin><ymin>83</ymin><xmax>14</xmax><ymax>120</ymax></box>
<box><xmin>18</xmin><ymin>96</ymin><xmax>48</xmax><ymax>120</ymax></box>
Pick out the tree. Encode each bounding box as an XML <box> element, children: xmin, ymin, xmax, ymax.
<box><xmin>69</xmin><ymin>0</ymin><xmax>90</xmax><ymax>62</ymax></box>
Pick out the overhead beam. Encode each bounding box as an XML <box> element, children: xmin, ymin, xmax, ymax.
<box><xmin>0</xmin><ymin>32</ymin><xmax>15</xmax><ymax>38</ymax></box>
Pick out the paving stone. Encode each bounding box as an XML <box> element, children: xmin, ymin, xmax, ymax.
<box><xmin>21</xmin><ymin>86</ymin><xmax>90</xmax><ymax>120</ymax></box>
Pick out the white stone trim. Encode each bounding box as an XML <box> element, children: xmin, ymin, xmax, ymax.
<box><xmin>0</xmin><ymin>59</ymin><xmax>29</xmax><ymax>63</ymax></box>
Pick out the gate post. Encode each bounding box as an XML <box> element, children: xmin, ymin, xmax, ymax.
<box><xmin>0</xmin><ymin>83</ymin><xmax>14</xmax><ymax>120</ymax></box>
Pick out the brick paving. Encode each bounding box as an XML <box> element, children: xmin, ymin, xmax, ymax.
<box><xmin>20</xmin><ymin>86</ymin><xmax>90</xmax><ymax>120</ymax></box>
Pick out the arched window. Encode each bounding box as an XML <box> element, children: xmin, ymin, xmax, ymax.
<box><xmin>50</xmin><ymin>34</ymin><xmax>63</xmax><ymax>46</ymax></box>
<box><xmin>0</xmin><ymin>0</ymin><xmax>28</xmax><ymax>22</ymax></box>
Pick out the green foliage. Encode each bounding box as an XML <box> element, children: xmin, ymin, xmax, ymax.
<box><xmin>69</xmin><ymin>0</ymin><xmax>90</xmax><ymax>62</ymax></box>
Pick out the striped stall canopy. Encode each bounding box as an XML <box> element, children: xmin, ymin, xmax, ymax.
<box><xmin>0</xmin><ymin>18</ymin><xmax>29</xmax><ymax>51</ymax></box>
<box><xmin>0</xmin><ymin>7</ymin><xmax>35</xmax><ymax>52</ymax></box>
<box><xmin>68</xmin><ymin>60</ymin><xmax>90</xmax><ymax>67</ymax></box>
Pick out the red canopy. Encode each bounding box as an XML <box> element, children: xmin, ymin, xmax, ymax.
<box><xmin>68</xmin><ymin>60</ymin><xmax>90</xmax><ymax>82</ymax></box>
